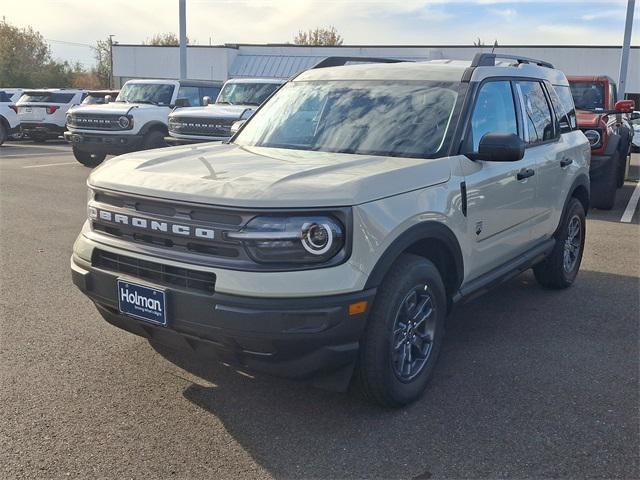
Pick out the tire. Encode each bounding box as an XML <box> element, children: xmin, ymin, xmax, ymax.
<box><xmin>0</xmin><ymin>122</ymin><xmax>7</xmax><ymax>146</ymax></box>
<box><xmin>73</xmin><ymin>146</ymin><xmax>106</xmax><ymax>167</ymax></box>
<box><xmin>591</xmin><ymin>152</ymin><xmax>618</xmax><ymax>210</ymax></box>
<box><xmin>533</xmin><ymin>197</ymin><xmax>585</xmax><ymax>290</ymax></box>
<box><xmin>142</xmin><ymin>130</ymin><xmax>167</xmax><ymax>150</ymax></box>
<box><xmin>356</xmin><ymin>254</ymin><xmax>446</xmax><ymax>407</ymax></box>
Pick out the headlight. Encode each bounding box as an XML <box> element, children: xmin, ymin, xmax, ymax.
<box><xmin>118</xmin><ymin>116</ymin><xmax>131</xmax><ymax>129</ymax></box>
<box><xmin>227</xmin><ymin>215</ymin><xmax>345</xmax><ymax>265</ymax></box>
<box><xmin>87</xmin><ymin>189</ymin><xmax>97</xmax><ymax>220</ymax></box>
<box><xmin>583</xmin><ymin>129</ymin><xmax>602</xmax><ymax>148</ymax></box>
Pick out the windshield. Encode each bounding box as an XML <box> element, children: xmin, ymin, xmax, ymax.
<box><xmin>569</xmin><ymin>81</ymin><xmax>605</xmax><ymax>111</ymax></box>
<box><xmin>116</xmin><ymin>83</ymin><xmax>175</xmax><ymax>105</ymax></box>
<box><xmin>234</xmin><ymin>80</ymin><xmax>461</xmax><ymax>158</ymax></box>
<box><xmin>217</xmin><ymin>82</ymin><xmax>281</xmax><ymax>106</ymax></box>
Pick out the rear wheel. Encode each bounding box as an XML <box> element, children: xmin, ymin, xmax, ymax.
<box><xmin>142</xmin><ymin>130</ymin><xmax>167</xmax><ymax>150</ymax></box>
<box><xmin>356</xmin><ymin>254</ymin><xmax>446</xmax><ymax>407</ymax></box>
<box><xmin>73</xmin><ymin>146</ymin><xmax>106</xmax><ymax>167</ymax></box>
<box><xmin>533</xmin><ymin>197</ymin><xmax>585</xmax><ymax>289</ymax></box>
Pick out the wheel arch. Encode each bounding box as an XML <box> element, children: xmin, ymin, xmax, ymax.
<box><xmin>364</xmin><ymin>221</ymin><xmax>464</xmax><ymax>301</ymax></box>
<box><xmin>139</xmin><ymin>121</ymin><xmax>168</xmax><ymax>136</ymax></box>
<box><xmin>555</xmin><ymin>173</ymin><xmax>590</xmax><ymax>237</ymax></box>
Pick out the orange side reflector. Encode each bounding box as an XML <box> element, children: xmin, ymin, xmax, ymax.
<box><xmin>348</xmin><ymin>300</ymin><xmax>368</xmax><ymax>316</ymax></box>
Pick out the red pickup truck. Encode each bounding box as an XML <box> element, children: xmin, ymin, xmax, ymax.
<box><xmin>568</xmin><ymin>76</ymin><xmax>635</xmax><ymax>209</ymax></box>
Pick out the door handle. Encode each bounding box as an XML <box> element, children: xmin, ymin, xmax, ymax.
<box><xmin>560</xmin><ymin>158</ymin><xmax>573</xmax><ymax>168</ymax></box>
<box><xmin>517</xmin><ymin>168</ymin><xmax>535</xmax><ymax>180</ymax></box>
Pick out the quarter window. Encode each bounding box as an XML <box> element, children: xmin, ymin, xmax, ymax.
<box><xmin>549</xmin><ymin>85</ymin><xmax>577</xmax><ymax>133</ymax></box>
<box><xmin>470</xmin><ymin>81</ymin><xmax>518</xmax><ymax>151</ymax></box>
<box><xmin>515</xmin><ymin>81</ymin><xmax>555</xmax><ymax>144</ymax></box>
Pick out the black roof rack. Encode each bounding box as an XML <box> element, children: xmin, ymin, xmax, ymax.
<box><xmin>311</xmin><ymin>56</ymin><xmax>409</xmax><ymax>69</ymax></box>
<box><xmin>471</xmin><ymin>53</ymin><xmax>554</xmax><ymax>69</ymax></box>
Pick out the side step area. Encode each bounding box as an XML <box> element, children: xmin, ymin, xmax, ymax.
<box><xmin>452</xmin><ymin>238</ymin><xmax>555</xmax><ymax>305</ymax></box>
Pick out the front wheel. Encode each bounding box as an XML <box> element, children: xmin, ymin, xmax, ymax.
<box><xmin>356</xmin><ymin>254</ymin><xmax>446</xmax><ymax>407</ymax></box>
<box><xmin>533</xmin><ymin>197</ymin><xmax>585</xmax><ymax>289</ymax></box>
<box><xmin>142</xmin><ymin>130</ymin><xmax>167</xmax><ymax>150</ymax></box>
<box><xmin>73</xmin><ymin>146</ymin><xmax>106</xmax><ymax>167</ymax></box>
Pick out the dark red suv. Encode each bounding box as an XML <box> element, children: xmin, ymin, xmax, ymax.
<box><xmin>568</xmin><ymin>76</ymin><xmax>635</xmax><ymax>209</ymax></box>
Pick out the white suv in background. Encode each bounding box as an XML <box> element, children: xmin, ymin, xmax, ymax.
<box><xmin>65</xmin><ymin>79</ymin><xmax>222</xmax><ymax>167</ymax></box>
<box><xmin>0</xmin><ymin>90</ymin><xmax>20</xmax><ymax>145</ymax></box>
<box><xmin>16</xmin><ymin>89</ymin><xmax>86</xmax><ymax>142</ymax></box>
<box><xmin>167</xmin><ymin>78</ymin><xmax>284</xmax><ymax>145</ymax></box>
<box><xmin>72</xmin><ymin>55</ymin><xmax>590</xmax><ymax>407</ymax></box>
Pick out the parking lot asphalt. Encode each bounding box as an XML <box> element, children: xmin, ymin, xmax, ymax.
<box><xmin>1</xmin><ymin>141</ymin><xmax>638</xmax><ymax>480</ymax></box>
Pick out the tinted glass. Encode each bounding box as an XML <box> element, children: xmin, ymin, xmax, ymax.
<box><xmin>569</xmin><ymin>81</ymin><xmax>605</xmax><ymax>110</ymax></box>
<box><xmin>217</xmin><ymin>82</ymin><xmax>282</xmax><ymax>106</ymax></box>
<box><xmin>549</xmin><ymin>85</ymin><xmax>577</xmax><ymax>133</ymax></box>
<box><xmin>19</xmin><ymin>92</ymin><xmax>75</xmax><ymax>103</ymax></box>
<box><xmin>470</xmin><ymin>81</ymin><xmax>518</xmax><ymax>151</ymax></box>
<box><xmin>0</xmin><ymin>91</ymin><xmax>11</xmax><ymax>103</ymax></box>
<box><xmin>516</xmin><ymin>81</ymin><xmax>554</xmax><ymax>143</ymax></box>
<box><xmin>235</xmin><ymin>80</ymin><xmax>461</xmax><ymax>158</ymax></box>
<box><xmin>116</xmin><ymin>83</ymin><xmax>174</xmax><ymax>106</ymax></box>
<box><xmin>200</xmin><ymin>86</ymin><xmax>221</xmax><ymax>103</ymax></box>
<box><xmin>177</xmin><ymin>86</ymin><xmax>201</xmax><ymax>107</ymax></box>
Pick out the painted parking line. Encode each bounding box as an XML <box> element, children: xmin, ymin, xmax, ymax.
<box><xmin>621</xmin><ymin>182</ymin><xmax>640</xmax><ymax>223</ymax></box>
<box><xmin>22</xmin><ymin>162</ymin><xmax>78</xmax><ymax>169</ymax></box>
<box><xmin>1</xmin><ymin>152</ymin><xmax>70</xmax><ymax>158</ymax></box>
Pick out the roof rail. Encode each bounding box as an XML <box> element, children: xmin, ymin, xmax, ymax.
<box><xmin>471</xmin><ymin>53</ymin><xmax>554</xmax><ymax>69</ymax></box>
<box><xmin>311</xmin><ymin>56</ymin><xmax>409</xmax><ymax>69</ymax></box>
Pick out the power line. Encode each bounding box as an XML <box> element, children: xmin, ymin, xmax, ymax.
<box><xmin>45</xmin><ymin>38</ymin><xmax>96</xmax><ymax>50</ymax></box>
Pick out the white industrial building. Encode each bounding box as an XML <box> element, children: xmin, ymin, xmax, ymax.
<box><xmin>112</xmin><ymin>43</ymin><xmax>640</xmax><ymax>98</ymax></box>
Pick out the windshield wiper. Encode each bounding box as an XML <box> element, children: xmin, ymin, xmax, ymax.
<box><xmin>217</xmin><ymin>101</ymin><xmax>233</xmax><ymax>105</ymax></box>
<box><xmin>131</xmin><ymin>100</ymin><xmax>157</xmax><ymax>105</ymax></box>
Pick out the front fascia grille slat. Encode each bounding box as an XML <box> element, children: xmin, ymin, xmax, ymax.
<box><xmin>69</xmin><ymin>114</ymin><xmax>127</xmax><ymax>131</ymax></box>
<box><xmin>93</xmin><ymin>249</ymin><xmax>216</xmax><ymax>294</ymax></box>
<box><xmin>169</xmin><ymin>116</ymin><xmax>235</xmax><ymax>137</ymax></box>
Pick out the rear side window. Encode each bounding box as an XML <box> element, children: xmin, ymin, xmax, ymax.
<box><xmin>19</xmin><ymin>92</ymin><xmax>75</xmax><ymax>104</ymax></box>
<box><xmin>515</xmin><ymin>81</ymin><xmax>555</xmax><ymax>144</ymax></box>
<box><xmin>549</xmin><ymin>85</ymin><xmax>577</xmax><ymax>133</ymax></box>
<box><xmin>0</xmin><ymin>91</ymin><xmax>11</xmax><ymax>103</ymax></box>
<box><xmin>177</xmin><ymin>86</ymin><xmax>201</xmax><ymax>107</ymax></box>
<box><xmin>470</xmin><ymin>81</ymin><xmax>518</xmax><ymax>151</ymax></box>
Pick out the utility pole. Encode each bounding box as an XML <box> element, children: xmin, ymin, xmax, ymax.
<box><xmin>618</xmin><ymin>0</ymin><xmax>635</xmax><ymax>99</ymax></box>
<box><xmin>179</xmin><ymin>0</ymin><xmax>187</xmax><ymax>80</ymax></box>
<box><xmin>108</xmin><ymin>34</ymin><xmax>115</xmax><ymax>88</ymax></box>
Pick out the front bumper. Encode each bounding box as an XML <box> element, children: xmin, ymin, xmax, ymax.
<box><xmin>64</xmin><ymin>131</ymin><xmax>144</xmax><ymax>154</ymax></box>
<box><xmin>71</xmin><ymin>254</ymin><xmax>375</xmax><ymax>385</ymax></box>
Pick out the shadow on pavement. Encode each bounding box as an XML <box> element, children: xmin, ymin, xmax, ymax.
<box><xmin>151</xmin><ymin>269</ymin><xmax>639</xmax><ymax>479</ymax></box>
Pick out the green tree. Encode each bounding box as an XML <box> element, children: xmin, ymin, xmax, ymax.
<box><xmin>294</xmin><ymin>26</ymin><xmax>343</xmax><ymax>46</ymax></box>
<box><xmin>144</xmin><ymin>32</ymin><xmax>190</xmax><ymax>46</ymax></box>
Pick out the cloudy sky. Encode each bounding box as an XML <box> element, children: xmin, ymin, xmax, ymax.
<box><xmin>3</xmin><ymin>0</ymin><xmax>639</xmax><ymax>67</ymax></box>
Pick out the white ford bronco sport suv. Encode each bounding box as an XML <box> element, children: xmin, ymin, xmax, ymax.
<box><xmin>64</xmin><ymin>79</ymin><xmax>222</xmax><ymax>167</ymax></box>
<box><xmin>71</xmin><ymin>55</ymin><xmax>590</xmax><ymax>407</ymax></box>
<box><xmin>166</xmin><ymin>78</ymin><xmax>284</xmax><ymax>145</ymax></box>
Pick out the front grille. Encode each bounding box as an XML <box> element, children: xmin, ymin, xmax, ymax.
<box><xmin>93</xmin><ymin>249</ymin><xmax>216</xmax><ymax>294</ymax></box>
<box><xmin>169</xmin><ymin>116</ymin><xmax>234</xmax><ymax>137</ymax></box>
<box><xmin>68</xmin><ymin>114</ymin><xmax>128</xmax><ymax>131</ymax></box>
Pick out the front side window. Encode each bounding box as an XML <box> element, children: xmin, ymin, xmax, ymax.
<box><xmin>549</xmin><ymin>84</ymin><xmax>577</xmax><ymax>133</ymax></box>
<box><xmin>516</xmin><ymin>81</ymin><xmax>555</xmax><ymax>144</ymax></box>
<box><xmin>217</xmin><ymin>82</ymin><xmax>281</xmax><ymax>106</ymax></box>
<box><xmin>177</xmin><ymin>86</ymin><xmax>201</xmax><ymax>107</ymax></box>
<box><xmin>235</xmin><ymin>80</ymin><xmax>461</xmax><ymax>159</ymax></box>
<box><xmin>470</xmin><ymin>81</ymin><xmax>518</xmax><ymax>151</ymax></box>
<box><xmin>116</xmin><ymin>83</ymin><xmax>175</xmax><ymax>106</ymax></box>
<box><xmin>569</xmin><ymin>81</ymin><xmax>605</xmax><ymax>111</ymax></box>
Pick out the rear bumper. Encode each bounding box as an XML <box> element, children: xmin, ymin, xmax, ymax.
<box><xmin>21</xmin><ymin>122</ymin><xmax>65</xmax><ymax>137</ymax></box>
<box><xmin>71</xmin><ymin>254</ymin><xmax>375</xmax><ymax>384</ymax></box>
<box><xmin>64</xmin><ymin>131</ymin><xmax>144</xmax><ymax>154</ymax></box>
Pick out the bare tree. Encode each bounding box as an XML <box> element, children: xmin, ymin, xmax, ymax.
<box><xmin>144</xmin><ymin>32</ymin><xmax>191</xmax><ymax>46</ymax></box>
<box><xmin>294</xmin><ymin>26</ymin><xmax>343</xmax><ymax>46</ymax></box>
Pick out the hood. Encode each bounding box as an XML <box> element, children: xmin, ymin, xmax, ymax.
<box><xmin>576</xmin><ymin>109</ymin><xmax>604</xmax><ymax>128</ymax></box>
<box><xmin>89</xmin><ymin>143</ymin><xmax>451</xmax><ymax>208</ymax></box>
<box><xmin>69</xmin><ymin>102</ymin><xmax>164</xmax><ymax>116</ymax></box>
<box><xmin>170</xmin><ymin>104</ymin><xmax>254</xmax><ymax>120</ymax></box>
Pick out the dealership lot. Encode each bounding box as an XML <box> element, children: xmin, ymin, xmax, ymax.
<box><xmin>1</xmin><ymin>142</ymin><xmax>638</xmax><ymax>479</ymax></box>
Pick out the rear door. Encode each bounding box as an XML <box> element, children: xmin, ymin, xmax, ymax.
<box><xmin>460</xmin><ymin>79</ymin><xmax>538</xmax><ymax>280</ymax></box>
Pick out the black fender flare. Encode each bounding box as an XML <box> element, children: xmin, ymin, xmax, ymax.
<box><xmin>554</xmin><ymin>173</ymin><xmax>590</xmax><ymax>236</ymax></box>
<box><xmin>363</xmin><ymin>221</ymin><xmax>464</xmax><ymax>291</ymax></box>
<box><xmin>138</xmin><ymin>121</ymin><xmax>168</xmax><ymax>137</ymax></box>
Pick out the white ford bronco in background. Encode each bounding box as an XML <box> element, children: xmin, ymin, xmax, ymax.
<box><xmin>166</xmin><ymin>78</ymin><xmax>284</xmax><ymax>145</ymax></box>
<box><xmin>71</xmin><ymin>54</ymin><xmax>590</xmax><ymax>407</ymax></box>
<box><xmin>0</xmin><ymin>90</ymin><xmax>20</xmax><ymax>145</ymax></box>
<box><xmin>64</xmin><ymin>79</ymin><xmax>222</xmax><ymax>167</ymax></box>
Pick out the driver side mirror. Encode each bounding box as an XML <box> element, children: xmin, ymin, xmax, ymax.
<box><xmin>104</xmin><ymin>95</ymin><xmax>113</xmax><ymax>104</ymax></box>
<box><xmin>202</xmin><ymin>96</ymin><xmax>212</xmax><ymax>106</ymax></box>
<box><xmin>469</xmin><ymin>132</ymin><xmax>525</xmax><ymax>162</ymax></box>
<box><xmin>615</xmin><ymin>99</ymin><xmax>635</xmax><ymax>113</ymax></box>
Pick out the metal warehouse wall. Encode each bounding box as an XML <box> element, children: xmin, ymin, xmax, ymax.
<box><xmin>112</xmin><ymin>44</ymin><xmax>640</xmax><ymax>94</ymax></box>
